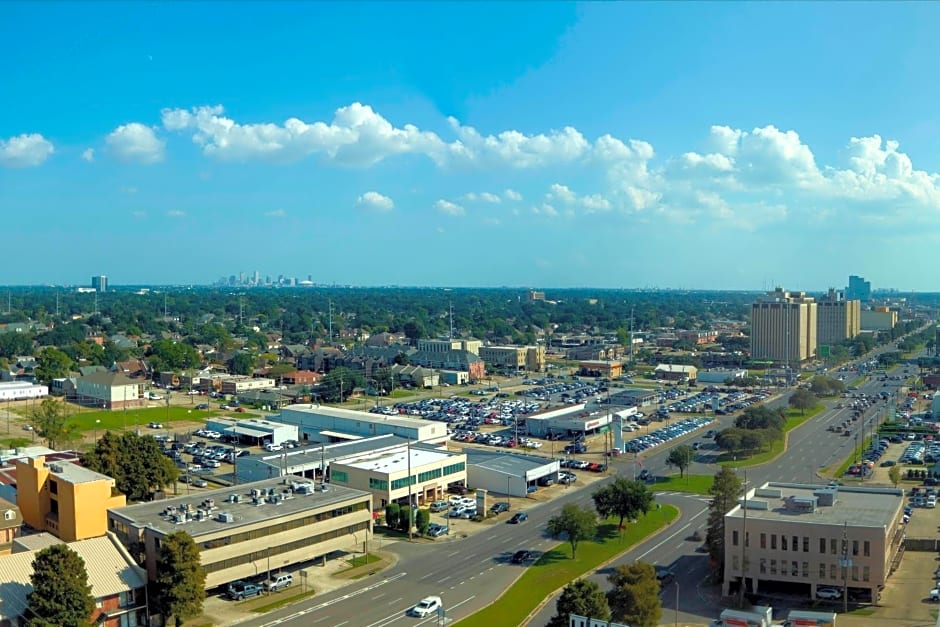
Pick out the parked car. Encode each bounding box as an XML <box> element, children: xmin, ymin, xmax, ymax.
<box><xmin>263</xmin><ymin>573</ymin><xmax>293</xmax><ymax>592</ymax></box>
<box><xmin>196</xmin><ymin>403</ymin><xmax>209</xmax><ymax>410</ymax></box>
<box><xmin>816</xmin><ymin>587</ymin><xmax>843</xmax><ymax>600</ymax></box>
<box><xmin>427</xmin><ymin>523</ymin><xmax>449</xmax><ymax>537</ymax></box>
<box><xmin>191</xmin><ymin>478</ymin><xmax>208</xmax><ymax>488</ymax></box>
<box><xmin>148</xmin><ymin>422</ymin><xmax>163</xmax><ymax>429</ymax></box>
<box><xmin>429</xmin><ymin>500</ymin><xmax>450</xmax><ymax>513</ymax></box>
<box><xmin>227</xmin><ymin>581</ymin><xmax>263</xmax><ymax>601</ymax></box>
<box><xmin>409</xmin><ymin>596</ymin><xmax>442</xmax><ymax>617</ymax></box>
<box><xmin>489</xmin><ymin>502</ymin><xmax>511</xmax><ymax>514</ymax></box>
<box><xmin>264</xmin><ymin>443</ymin><xmax>283</xmax><ymax>452</ymax></box>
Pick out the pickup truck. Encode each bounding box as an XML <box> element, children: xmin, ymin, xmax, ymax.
<box><xmin>227</xmin><ymin>581</ymin><xmax>263</xmax><ymax>600</ymax></box>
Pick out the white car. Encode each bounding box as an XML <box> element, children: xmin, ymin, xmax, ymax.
<box><xmin>409</xmin><ymin>595</ymin><xmax>442</xmax><ymax>617</ymax></box>
<box><xmin>816</xmin><ymin>587</ymin><xmax>842</xmax><ymax>600</ymax></box>
<box><xmin>265</xmin><ymin>443</ymin><xmax>284</xmax><ymax>452</ymax></box>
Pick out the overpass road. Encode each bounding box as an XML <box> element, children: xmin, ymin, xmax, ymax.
<box><xmin>245</xmin><ymin>344</ymin><xmax>924</xmax><ymax>627</ymax></box>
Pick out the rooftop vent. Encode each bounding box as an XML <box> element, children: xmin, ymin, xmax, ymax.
<box><xmin>813</xmin><ymin>489</ymin><xmax>837</xmax><ymax>506</ymax></box>
<box><xmin>49</xmin><ymin>463</ymin><xmax>64</xmax><ymax>473</ymax></box>
<box><xmin>755</xmin><ymin>488</ymin><xmax>783</xmax><ymax>498</ymax></box>
<box><xmin>785</xmin><ymin>495</ymin><xmax>818</xmax><ymax>513</ymax></box>
<box><xmin>217</xmin><ymin>512</ymin><xmax>234</xmax><ymax>523</ymax></box>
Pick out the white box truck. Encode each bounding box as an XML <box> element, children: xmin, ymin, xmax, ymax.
<box><xmin>709</xmin><ymin>606</ymin><xmax>780</xmax><ymax>627</ymax></box>
<box><xmin>783</xmin><ymin>610</ymin><xmax>836</xmax><ymax>627</ymax></box>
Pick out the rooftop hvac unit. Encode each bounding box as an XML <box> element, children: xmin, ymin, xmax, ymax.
<box><xmin>250</xmin><ymin>488</ymin><xmax>262</xmax><ymax>498</ymax></box>
<box><xmin>217</xmin><ymin>512</ymin><xmax>235</xmax><ymax>523</ymax></box>
<box><xmin>253</xmin><ymin>497</ymin><xmax>263</xmax><ymax>506</ymax></box>
<box><xmin>195</xmin><ymin>511</ymin><xmax>206</xmax><ymax>521</ymax></box>
<box><xmin>49</xmin><ymin>464</ymin><xmax>64</xmax><ymax>473</ymax></box>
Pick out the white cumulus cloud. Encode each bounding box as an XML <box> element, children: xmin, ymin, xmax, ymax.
<box><xmin>504</xmin><ymin>189</ymin><xmax>523</xmax><ymax>201</ymax></box>
<box><xmin>356</xmin><ymin>191</ymin><xmax>394</xmax><ymax>211</ymax></box>
<box><xmin>106</xmin><ymin>123</ymin><xmax>165</xmax><ymax>163</ymax></box>
<box><xmin>81</xmin><ymin>148</ymin><xmax>95</xmax><ymax>163</ymax></box>
<box><xmin>546</xmin><ymin>183</ymin><xmax>611</xmax><ymax>213</ymax></box>
<box><xmin>0</xmin><ymin>133</ymin><xmax>55</xmax><ymax>167</ymax></box>
<box><xmin>434</xmin><ymin>199</ymin><xmax>465</xmax><ymax>216</ymax></box>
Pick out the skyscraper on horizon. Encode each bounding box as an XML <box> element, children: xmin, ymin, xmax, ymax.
<box><xmin>91</xmin><ymin>275</ymin><xmax>108</xmax><ymax>292</ymax></box>
<box><xmin>846</xmin><ymin>275</ymin><xmax>872</xmax><ymax>301</ymax></box>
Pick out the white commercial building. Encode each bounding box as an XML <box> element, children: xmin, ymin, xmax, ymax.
<box><xmin>697</xmin><ymin>369</ymin><xmax>749</xmax><ymax>384</ymax></box>
<box><xmin>465</xmin><ymin>450</ymin><xmax>560</xmax><ymax>498</ymax></box>
<box><xmin>275</xmin><ymin>404</ymin><xmax>449</xmax><ymax>445</ymax></box>
<box><xmin>205</xmin><ymin>417</ymin><xmax>298</xmax><ymax>446</ymax></box>
<box><xmin>0</xmin><ymin>381</ymin><xmax>47</xmax><ymax>401</ymax></box>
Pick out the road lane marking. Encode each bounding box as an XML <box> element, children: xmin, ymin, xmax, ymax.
<box><xmin>388</xmin><ymin>597</ymin><xmax>402</xmax><ymax>605</ymax></box>
<box><xmin>260</xmin><ymin>572</ymin><xmax>407</xmax><ymax>627</ymax></box>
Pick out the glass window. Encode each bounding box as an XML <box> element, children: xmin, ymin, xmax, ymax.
<box><xmin>852</xmin><ymin>540</ymin><xmax>859</xmax><ymax>556</ymax></box>
<box><xmin>368</xmin><ymin>478</ymin><xmax>388</xmax><ymax>490</ymax></box>
<box><xmin>803</xmin><ymin>536</ymin><xmax>809</xmax><ymax>552</ymax></box>
<box><xmin>802</xmin><ymin>561</ymin><xmax>809</xmax><ymax>577</ymax></box>
<box><xmin>770</xmin><ymin>559</ymin><xmax>777</xmax><ymax>575</ymax></box>
<box><xmin>331</xmin><ymin>470</ymin><xmax>348</xmax><ymax>483</ymax></box>
<box><xmin>852</xmin><ymin>566</ymin><xmax>859</xmax><ymax>581</ymax></box>
<box><xmin>863</xmin><ymin>541</ymin><xmax>871</xmax><ymax>557</ymax></box>
<box><xmin>760</xmin><ymin>558</ymin><xmax>767</xmax><ymax>574</ymax></box>
<box><xmin>819</xmin><ymin>538</ymin><xmax>826</xmax><ymax>553</ymax></box>
<box><xmin>771</xmin><ymin>535</ymin><xmax>777</xmax><ymax>550</ymax></box>
<box><xmin>782</xmin><ymin>536</ymin><xmax>788</xmax><ymax>551</ymax></box>
<box><xmin>732</xmin><ymin>530</ymin><xmax>739</xmax><ymax>546</ymax></box>
<box><xmin>760</xmin><ymin>533</ymin><xmax>766</xmax><ymax>549</ymax></box>
<box><xmin>745</xmin><ymin>532</ymin><xmax>749</xmax><ymax>548</ymax></box>
<box><xmin>863</xmin><ymin>566</ymin><xmax>870</xmax><ymax>582</ymax></box>
<box><xmin>830</xmin><ymin>564</ymin><xmax>837</xmax><ymax>580</ymax></box>
<box><xmin>819</xmin><ymin>563</ymin><xmax>826</xmax><ymax>578</ymax></box>
<box><xmin>830</xmin><ymin>539</ymin><xmax>838</xmax><ymax>555</ymax></box>
<box><xmin>791</xmin><ymin>561</ymin><xmax>798</xmax><ymax>576</ymax></box>
<box><xmin>793</xmin><ymin>536</ymin><xmax>799</xmax><ymax>552</ymax></box>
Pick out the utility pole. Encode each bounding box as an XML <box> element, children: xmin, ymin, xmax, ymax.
<box><xmin>841</xmin><ymin>521</ymin><xmax>850</xmax><ymax>613</ymax></box>
<box><xmin>328</xmin><ymin>300</ymin><xmax>334</xmax><ymax>343</ymax></box>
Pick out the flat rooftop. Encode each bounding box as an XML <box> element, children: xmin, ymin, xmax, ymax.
<box><xmin>109</xmin><ymin>478</ymin><xmax>370</xmax><ymax>538</ymax></box>
<box><xmin>465</xmin><ymin>449</ymin><xmax>556</xmax><ymax>474</ymax></box>
<box><xmin>333</xmin><ymin>446</ymin><xmax>460</xmax><ymax>473</ymax></box>
<box><xmin>42</xmin><ymin>459</ymin><xmax>115</xmax><ymax>485</ymax></box>
<box><xmin>241</xmin><ymin>434</ymin><xmax>414</xmax><ymax>468</ymax></box>
<box><xmin>727</xmin><ymin>482</ymin><xmax>903</xmax><ymax>528</ymax></box>
<box><xmin>279</xmin><ymin>404</ymin><xmax>432</xmax><ymax>429</ymax></box>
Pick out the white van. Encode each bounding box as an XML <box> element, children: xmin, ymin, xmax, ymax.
<box><xmin>264</xmin><ymin>573</ymin><xmax>293</xmax><ymax>592</ymax></box>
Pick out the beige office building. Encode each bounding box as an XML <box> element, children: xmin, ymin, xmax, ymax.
<box><xmin>479</xmin><ymin>345</ymin><xmax>546</xmax><ymax>372</ymax></box>
<box><xmin>417</xmin><ymin>338</ymin><xmax>482</xmax><ymax>355</ymax></box>
<box><xmin>723</xmin><ymin>483</ymin><xmax>904</xmax><ymax>602</ymax></box>
<box><xmin>750</xmin><ymin>288</ymin><xmax>818</xmax><ymax>365</ymax></box>
<box><xmin>860</xmin><ymin>308</ymin><xmax>898</xmax><ymax>331</ymax></box>
<box><xmin>108</xmin><ymin>478</ymin><xmax>372</xmax><ymax>588</ymax></box>
<box><xmin>816</xmin><ymin>289</ymin><xmax>861</xmax><ymax>348</ymax></box>
<box><xmin>329</xmin><ymin>446</ymin><xmax>467</xmax><ymax>509</ymax></box>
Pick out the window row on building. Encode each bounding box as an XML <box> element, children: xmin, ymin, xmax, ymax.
<box><xmin>733</xmin><ymin>531</ymin><xmax>871</xmax><ymax>557</ymax></box>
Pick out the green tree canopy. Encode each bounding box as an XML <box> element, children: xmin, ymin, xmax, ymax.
<box><xmin>591</xmin><ymin>477</ymin><xmax>655</xmax><ymax>530</ymax></box>
<box><xmin>810</xmin><ymin>375</ymin><xmax>845</xmax><ymax>397</ymax></box>
<box><xmin>147</xmin><ymin>339</ymin><xmax>201</xmax><ymax>372</ymax></box>
<box><xmin>31</xmin><ymin>398</ymin><xmax>81</xmax><ymax>450</ymax></box>
<box><xmin>82</xmin><ymin>431</ymin><xmax>178</xmax><ymax>501</ymax></box>
<box><xmin>548</xmin><ymin>579</ymin><xmax>611</xmax><ymax>627</ymax></box>
<box><xmin>35</xmin><ymin>346</ymin><xmax>73</xmax><ymax>383</ymax></box>
<box><xmin>26</xmin><ymin>543</ymin><xmax>95</xmax><ymax>627</ymax></box>
<box><xmin>705</xmin><ymin>466</ymin><xmax>742</xmax><ymax>578</ymax></box>
<box><xmin>606</xmin><ymin>562</ymin><xmax>663</xmax><ymax>627</ymax></box>
<box><xmin>666</xmin><ymin>444</ymin><xmax>695</xmax><ymax>478</ymax></box>
<box><xmin>547</xmin><ymin>503</ymin><xmax>597</xmax><ymax>559</ymax></box>
<box><xmin>319</xmin><ymin>367</ymin><xmax>366</xmax><ymax>402</ymax></box>
<box><xmin>788</xmin><ymin>388</ymin><xmax>818</xmax><ymax>415</ymax></box>
<box><xmin>228</xmin><ymin>351</ymin><xmax>256</xmax><ymax>376</ymax></box>
<box><xmin>153</xmin><ymin>532</ymin><xmax>206</xmax><ymax>627</ymax></box>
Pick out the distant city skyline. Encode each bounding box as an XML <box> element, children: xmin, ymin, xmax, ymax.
<box><xmin>3</xmin><ymin>4</ymin><xmax>940</xmax><ymax>289</ymax></box>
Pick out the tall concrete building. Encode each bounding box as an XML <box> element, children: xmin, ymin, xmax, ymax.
<box><xmin>816</xmin><ymin>289</ymin><xmax>861</xmax><ymax>348</ymax></box>
<box><xmin>846</xmin><ymin>275</ymin><xmax>871</xmax><ymax>301</ymax></box>
<box><xmin>750</xmin><ymin>288</ymin><xmax>818</xmax><ymax>366</ymax></box>
<box><xmin>91</xmin><ymin>275</ymin><xmax>108</xmax><ymax>292</ymax></box>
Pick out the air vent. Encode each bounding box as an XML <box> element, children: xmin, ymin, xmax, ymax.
<box><xmin>217</xmin><ymin>512</ymin><xmax>235</xmax><ymax>523</ymax></box>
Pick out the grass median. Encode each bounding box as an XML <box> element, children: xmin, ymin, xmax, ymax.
<box><xmin>651</xmin><ymin>474</ymin><xmax>713</xmax><ymax>494</ymax></box>
<box><xmin>455</xmin><ymin>505</ymin><xmax>679</xmax><ymax>627</ymax></box>
<box><xmin>719</xmin><ymin>405</ymin><xmax>823</xmax><ymax>468</ymax></box>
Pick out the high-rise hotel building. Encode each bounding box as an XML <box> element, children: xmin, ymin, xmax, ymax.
<box><xmin>816</xmin><ymin>288</ymin><xmax>861</xmax><ymax>348</ymax></box>
<box><xmin>750</xmin><ymin>288</ymin><xmax>817</xmax><ymax>365</ymax></box>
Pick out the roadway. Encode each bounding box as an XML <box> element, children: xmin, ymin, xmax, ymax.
<box><xmin>247</xmin><ymin>343</ymin><xmax>925</xmax><ymax>627</ymax></box>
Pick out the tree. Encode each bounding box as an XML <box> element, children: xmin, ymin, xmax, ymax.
<box><xmin>666</xmin><ymin>444</ymin><xmax>695</xmax><ymax>478</ymax></box>
<box><xmin>319</xmin><ymin>367</ymin><xmax>366</xmax><ymax>403</ymax></box>
<box><xmin>889</xmin><ymin>464</ymin><xmax>901</xmax><ymax>487</ymax></box>
<box><xmin>788</xmin><ymin>388</ymin><xmax>818</xmax><ymax>415</ymax></box>
<box><xmin>35</xmin><ymin>346</ymin><xmax>73</xmax><ymax>383</ymax></box>
<box><xmin>606</xmin><ymin>562</ymin><xmax>662</xmax><ymax>627</ymax></box>
<box><xmin>592</xmin><ymin>477</ymin><xmax>654</xmax><ymax>530</ymax></box>
<box><xmin>82</xmin><ymin>432</ymin><xmax>178</xmax><ymax>501</ymax></box>
<box><xmin>547</xmin><ymin>503</ymin><xmax>597</xmax><ymax>559</ymax></box>
<box><xmin>705</xmin><ymin>466</ymin><xmax>742</xmax><ymax>578</ymax></box>
<box><xmin>416</xmin><ymin>509</ymin><xmax>430</xmax><ymax>535</ymax></box>
<box><xmin>26</xmin><ymin>544</ymin><xmax>95</xmax><ymax>627</ymax></box>
<box><xmin>228</xmin><ymin>351</ymin><xmax>256</xmax><ymax>376</ymax></box>
<box><xmin>31</xmin><ymin>397</ymin><xmax>82</xmax><ymax>450</ymax></box>
<box><xmin>548</xmin><ymin>579</ymin><xmax>610</xmax><ymax>627</ymax></box>
<box><xmin>384</xmin><ymin>502</ymin><xmax>400</xmax><ymax>528</ymax></box>
<box><xmin>397</xmin><ymin>506</ymin><xmax>414</xmax><ymax>533</ymax></box>
<box><xmin>715</xmin><ymin>428</ymin><xmax>743</xmax><ymax>454</ymax></box>
<box><xmin>153</xmin><ymin>532</ymin><xmax>206</xmax><ymax>627</ymax></box>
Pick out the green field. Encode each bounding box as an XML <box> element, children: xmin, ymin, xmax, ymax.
<box><xmin>455</xmin><ymin>505</ymin><xmax>679</xmax><ymax>627</ymax></box>
<box><xmin>55</xmin><ymin>406</ymin><xmax>248</xmax><ymax>433</ymax></box>
<box><xmin>718</xmin><ymin>405</ymin><xmax>822</xmax><ymax>468</ymax></box>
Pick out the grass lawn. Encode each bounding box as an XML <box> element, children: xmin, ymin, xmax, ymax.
<box><xmin>651</xmin><ymin>474</ymin><xmax>713</xmax><ymax>495</ymax></box>
<box><xmin>718</xmin><ymin>405</ymin><xmax>822</xmax><ymax>468</ymax></box>
<box><xmin>345</xmin><ymin>553</ymin><xmax>382</xmax><ymax>568</ymax></box>
<box><xmin>250</xmin><ymin>588</ymin><xmax>317</xmax><ymax>613</ymax></box>
<box><xmin>62</xmin><ymin>406</ymin><xmax>237</xmax><ymax>432</ymax></box>
<box><xmin>388</xmin><ymin>389</ymin><xmax>413</xmax><ymax>398</ymax></box>
<box><xmin>455</xmin><ymin>505</ymin><xmax>679</xmax><ymax>627</ymax></box>
<box><xmin>827</xmin><ymin>435</ymin><xmax>874</xmax><ymax>479</ymax></box>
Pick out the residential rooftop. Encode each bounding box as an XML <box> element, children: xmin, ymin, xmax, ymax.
<box><xmin>727</xmin><ymin>482</ymin><xmax>903</xmax><ymax>528</ymax></box>
<box><xmin>109</xmin><ymin>477</ymin><xmax>370</xmax><ymax>538</ymax></box>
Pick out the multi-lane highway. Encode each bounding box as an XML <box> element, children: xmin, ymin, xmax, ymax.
<box><xmin>244</xmin><ymin>346</ymin><xmax>922</xmax><ymax>627</ymax></box>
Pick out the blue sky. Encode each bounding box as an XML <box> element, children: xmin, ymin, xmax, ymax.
<box><xmin>3</xmin><ymin>2</ymin><xmax>940</xmax><ymax>290</ymax></box>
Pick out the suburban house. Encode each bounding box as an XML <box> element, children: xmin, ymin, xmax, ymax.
<box><xmin>0</xmin><ymin>496</ymin><xmax>21</xmax><ymax>552</ymax></box>
<box><xmin>0</xmin><ymin>533</ymin><xmax>148</xmax><ymax>627</ymax></box>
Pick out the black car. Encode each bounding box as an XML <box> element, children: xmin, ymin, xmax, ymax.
<box><xmin>511</xmin><ymin>550</ymin><xmax>531</xmax><ymax>564</ymax></box>
<box><xmin>490</xmin><ymin>502</ymin><xmax>511</xmax><ymax>514</ymax></box>
<box><xmin>508</xmin><ymin>512</ymin><xmax>528</xmax><ymax>524</ymax></box>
